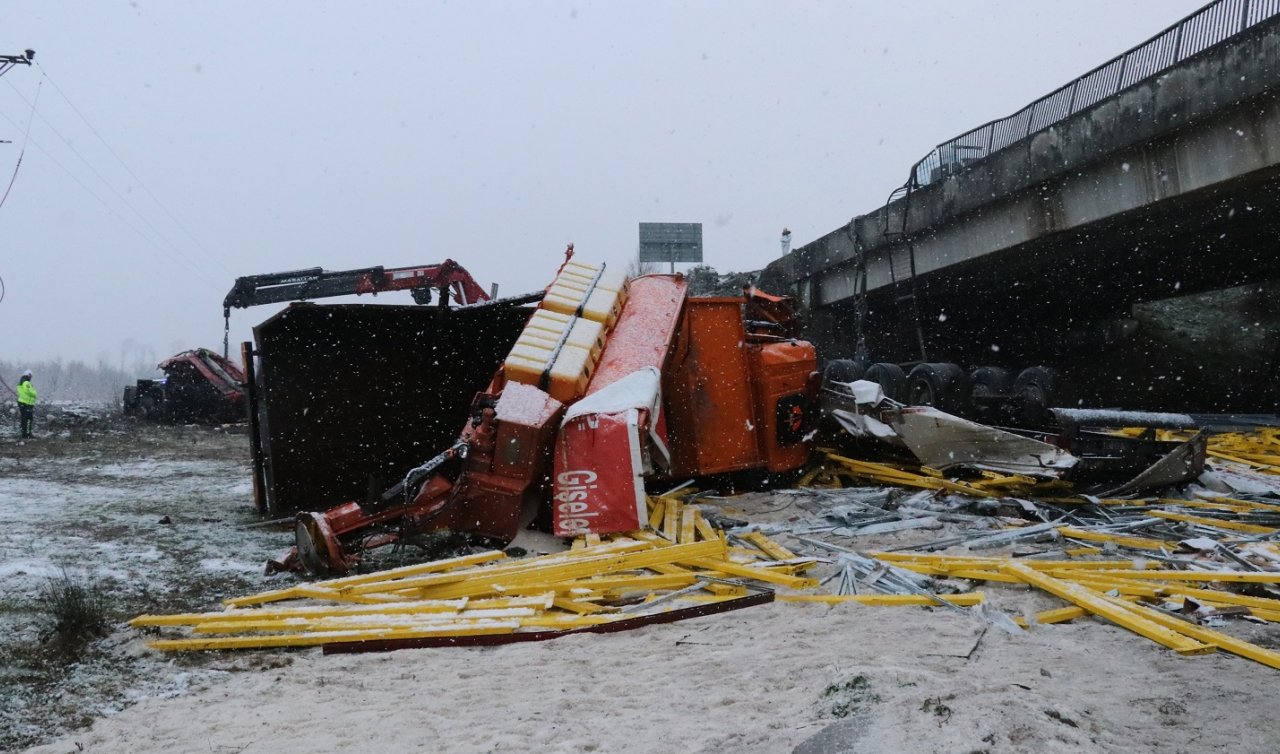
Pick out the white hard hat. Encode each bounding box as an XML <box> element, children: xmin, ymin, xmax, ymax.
<box><xmin>21</xmin><ymin>369</ymin><xmax>32</xmax><ymax>377</ymax></box>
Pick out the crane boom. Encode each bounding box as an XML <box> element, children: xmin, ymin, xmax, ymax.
<box><xmin>221</xmin><ymin>259</ymin><xmax>493</xmax><ymax>356</ymax></box>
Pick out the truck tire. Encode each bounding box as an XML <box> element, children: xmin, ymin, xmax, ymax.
<box><xmin>138</xmin><ymin>395</ymin><xmax>159</xmax><ymax>421</ymax></box>
<box><xmin>905</xmin><ymin>362</ymin><xmax>971</xmax><ymax>413</ymax></box>
<box><xmin>122</xmin><ymin>386</ymin><xmax>138</xmax><ymax>415</ymax></box>
<box><xmin>970</xmin><ymin>366</ymin><xmax>1015</xmax><ymax>399</ymax></box>
<box><xmin>1013</xmin><ymin>366</ymin><xmax>1060</xmax><ymax>426</ymax></box>
<box><xmin>822</xmin><ymin>358</ymin><xmax>867</xmax><ymax>388</ymax></box>
<box><xmin>863</xmin><ymin>363</ymin><xmax>907</xmax><ymax>402</ymax></box>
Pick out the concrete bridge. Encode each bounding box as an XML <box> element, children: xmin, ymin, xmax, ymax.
<box><xmin>764</xmin><ymin>1</ymin><xmax>1280</xmax><ymax>409</ymax></box>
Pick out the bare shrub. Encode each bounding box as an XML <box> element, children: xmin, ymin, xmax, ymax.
<box><xmin>37</xmin><ymin>570</ymin><xmax>110</xmax><ymax>652</ymax></box>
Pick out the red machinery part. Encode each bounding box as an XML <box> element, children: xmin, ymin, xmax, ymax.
<box><xmin>352</xmin><ymin>259</ymin><xmax>491</xmax><ymax>305</ymax></box>
<box><xmin>552</xmin><ymin>367</ymin><xmax>668</xmax><ymax>537</ymax></box>
<box><xmin>157</xmin><ymin>349</ymin><xmax>246</xmax><ymax>399</ymax></box>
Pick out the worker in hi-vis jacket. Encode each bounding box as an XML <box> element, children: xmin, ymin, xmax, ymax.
<box><xmin>16</xmin><ymin>369</ymin><xmax>36</xmax><ymax>438</ymax></box>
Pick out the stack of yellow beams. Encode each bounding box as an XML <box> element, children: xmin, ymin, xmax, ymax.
<box><xmin>132</xmin><ymin>500</ymin><xmax>819</xmax><ymax>652</ymax></box>
<box><xmin>874</xmin><ymin>551</ymin><xmax>1280</xmax><ymax>670</ymax></box>
<box><xmin>1114</xmin><ymin>427</ymin><xmax>1280</xmax><ymax>475</ymax></box>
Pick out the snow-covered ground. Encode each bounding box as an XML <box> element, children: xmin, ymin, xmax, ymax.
<box><xmin>6</xmin><ymin>419</ymin><xmax>1280</xmax><ymax>753</ymax></box>
<box><xmin>0</xmin><ymin>417</ymin><xmax>289</xmax><ymax>751</ymax></box>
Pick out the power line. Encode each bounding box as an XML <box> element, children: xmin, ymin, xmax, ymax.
<box><xmin>3</xmin><ymin>75</ymin><xmax>225</xmax><ymax>281</ymax></box>
<box><xmin>0</xmin><ymin>101</ymin><xmax>219</xmax><ymax>286</ymax></box>
<box><xmin>0</xmin><ymin>79</ymin><xmax>38</xmax><ymax>212</ymax></box>
<box><xmin>34</xmin><ymin>61</ymin><xmax>232</xmax><ymax>275</ymax></box>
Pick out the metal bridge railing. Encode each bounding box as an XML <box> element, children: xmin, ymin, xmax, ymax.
<box><xmin>908</xmin><ymin>0</ymin><xmax>1280</xmax><ymax>189</ymax></box>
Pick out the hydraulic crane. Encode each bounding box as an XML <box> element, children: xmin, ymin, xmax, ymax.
<box><xmin>220</xmin><ymin>259</ymin><xmax>492</xmax><ymax>357</ymax></box>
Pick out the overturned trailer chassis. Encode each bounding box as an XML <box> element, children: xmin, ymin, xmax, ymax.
<box><xmin>246</xmin><ymin>300</ymin><xmax>532</xmax><ymax>517</ymax></box>
<box><xmin>822</xmin><ymin>380</ymin><xmax>1206</xmax><ymax>493</ymax></box>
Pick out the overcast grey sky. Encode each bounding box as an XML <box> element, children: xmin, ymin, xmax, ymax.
<box><xmin>1</xmin><ymin>1</ymin><xmax>1205</xmax><ymax>367</ymax></box>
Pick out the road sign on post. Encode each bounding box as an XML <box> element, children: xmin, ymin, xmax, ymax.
<box><xmin>639</xmin><ymin>222</ymin><xmax>703</xmax><ymax>273</ymax></box>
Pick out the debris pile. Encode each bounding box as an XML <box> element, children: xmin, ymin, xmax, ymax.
<box><xmin>760</xmin><ymin>427</ymin><xmax>1280</xmax><ymax>672</ymax></box>
<box><xmin>131</xmin><ymin>496</ymin><xmax>816</xmax><ymax>652</ymax></box>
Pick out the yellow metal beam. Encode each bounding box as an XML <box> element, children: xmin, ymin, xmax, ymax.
<box><xmin>1013</xmin><ymin>605</ymin><xmax>1088</xmax><ymax>627</ymax></box>
<box><xmin>873</xmin><ymin>553</ymin><xmax>1151</xmax><ymax>570</ymax></box>
<box><xmin>1052</xmin><ymin>569</ymin><xmax>1280</xmax><ymax>584</ymax></box>
<box><xmin>1056</xmin><ymin>527</ymin><xmax>1169</xmax><ymax>550</ymax></box>
<box><xmin>1146</xmin><ymin>509</ymin><xmax>1276</xmax><ymax>535</ymax></box>
<box><xmin>342</xmin><ymin>539</ymin><xmax>657</xmax><ymax>596</ymax></box>
<box><xmin>663</xmin><ymin>498</ymin><xmax>682</xmax><ymax>541</ymax></box>
<box><xmin>551</xmin><ymin>597</ymin><xmax>608</xmax><ymax>615</ymax></box>
<box><xmin>679</xmin><ymin>507</ymin><xmax>698</xmax><ymax>544</ymax></box>
<box><xmin>413</xmin><ymin>539</ymin><xmax>728</xmax><ymax>601</ymax></box>
<box><xmin>1000</xmin><ymin>562</ymin><xmax>1213</xmax><ymax>655</ymax></box>
<box><xmin>678</xmin><ymin>557</ymin><xmax>819</xmax><ymax>589</ymax></box>
<box><xmin>743</xmin><ymin>531</ymin><xmax>799</xmax><ymax>562</ymax></box>
<box><xmin>776</xmin><ymin>593</ymin><xmax>985</xmax><ymax>606</ymax></box>
<box><xmin>1069</xmin><ymin>574</ymin><xmax>1280</xmax><ymax>613</ymax></box>
<box><xmin>191</xmin><ymin>607</ymin><xmax>538</xmax><ymax>634</ymax></box>
<box><xmin>647</xmin><ymin>498</ymin><xmax>666</xmax><ymax>529</ymax></box>
<box><xmin>149</xmin><ymin>621</ymin><xmax>520</xmax><ymax>651</ymax></box>
<box><xmin>1096</xmin><ymin>593</ymin><xmax>1280</xmax><ymax>670</ymax></box>
<box><xmin>888</xmin><ymin>563</ymin><xmax>1023</xmax><ymax>583</ymax></box>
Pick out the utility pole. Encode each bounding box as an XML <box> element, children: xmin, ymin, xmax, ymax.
<box><xmin>0</xmin><ymin>50</ymin><xmax>34</xmax><ymax>79</ymax></box>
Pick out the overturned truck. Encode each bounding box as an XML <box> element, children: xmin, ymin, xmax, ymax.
<box><xmin>123</xmin><ymin>349</ymin><xmax>247</xmax><ymax>425</ymax></box>
<box><xmin>244</xmin><ymin>254</ymin><xmax>819</xmax><ymax>574</ymax></box>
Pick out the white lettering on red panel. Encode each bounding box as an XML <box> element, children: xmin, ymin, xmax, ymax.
<box><xmin>555</xmin><ymin>469</ymin><xmax>599</xmax><ymax>533</ymax></box>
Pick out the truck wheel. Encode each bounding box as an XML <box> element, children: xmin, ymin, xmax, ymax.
<box><xmin>122</xmin><ymin>386</ymin><xmax>138</xmax><ymax>415</ymax></box>
<box><xmin>822</xmin><ymin>358</ymin><xmax>867</xmax><ymax>388</ymax></box>
<box><xmin>863</xmin><ymin>363</ymin><xmax>907</xmax><ymax>402</ymax></box>
<box><xmin>970</xmin><ymin>366</ymin><xmax>1015</xmax><ymax>399</ymax></box>
<box><xmin>1013</xmin><ymin>366</ymin><xmax>1059</xmax><ymax>426</ymax></box>
<box><xmin>905</xmin><ymin>363</ymin><xmax>971</xmax><ymax>413</ymax></box>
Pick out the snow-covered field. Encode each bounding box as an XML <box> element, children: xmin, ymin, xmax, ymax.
<box><xmin>0</xmin><ymin>416</ymin><xmax>286</xmax><ymax>751</ymax></box>
<box><xmin>5</xmin><ymin>416</ymin><xmax>1280</xmax><ymax>753</ymax></box>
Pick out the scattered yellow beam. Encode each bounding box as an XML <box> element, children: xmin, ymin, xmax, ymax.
<box><xmin>1052</xmin><ymin>569</ymin><xmax>1280</xmax><ymax>584</ymax></box>
<box><xmin>776</xmin><ymin>592</ymin><xmax>985</xmax><ymax>606</ymax></box>
<box><xmin>150</xmin><ymin>621</ymin><xmax>521</xmax><ymax>651</ymax></box>
<box><xmin>743</xmin><ymin>531</ymin><xmax>798</xmax><ymax>562</ymax></box>
<box><xmin>1146</xmin><ymin>510</ymin><xmax>1276</xmax><ymax>535</ymax></box>
<box><xmin>1056</xmin><ymin>527</ymin><xmax>1169</xmax><ymax>551</ymax></box>
<box><xmin>1012</xmin><ymin>605</ymin><xmax>1089</xmax><ymax>628</ymax></box>
<box><xmin>679</xmin><ymin>557</ymin><xmax>818</xmax><ymax>590</ymax></box>
<box><xmin>1097</xmin><ymin>594</ymin><xmax>1280</xmax><ymax>671</ymax></box>
<box><xmin>1000</xmin><ymin>562</ymin><xmax>1213</xmax><ymax>656</ymax></box>
<box><xmin>679</xmin><ymin>507</ymin><xmax>698</xmax><ymax>545</ymax></box>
